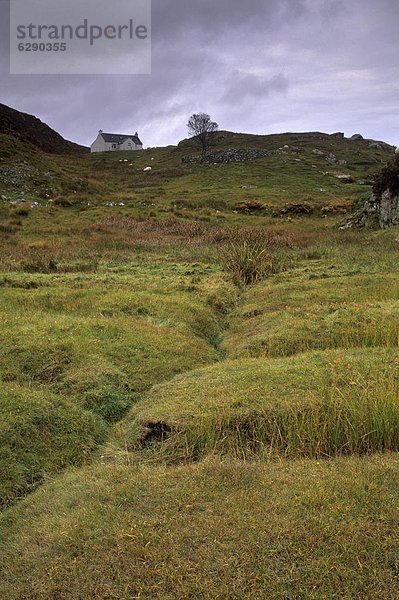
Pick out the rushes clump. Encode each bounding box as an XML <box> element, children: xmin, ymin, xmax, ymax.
<box><xmin>220</xmin><ymin>230</ymin><xmax>291</xmax><ymax>285</ymax></box>
<box><xmin>221</xmin><ymin>240</ymin><xmax>279</xmax><ymax>285</ymax></box>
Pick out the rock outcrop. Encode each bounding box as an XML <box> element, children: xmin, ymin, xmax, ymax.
<box><xmin>356</xmin><ymin>155</ymin><xmax>399</xmax><ymax>228</ymax></box>
<box><xmin>379</xmin><ymin>189</ymin><xmax>399</xmax><ymax>227</ymax></box>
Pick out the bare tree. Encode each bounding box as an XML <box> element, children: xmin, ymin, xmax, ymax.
<box><xmin>187</xmin><ymin>113</ymin><xmax>219</xmax><ymax>160</ymax></box>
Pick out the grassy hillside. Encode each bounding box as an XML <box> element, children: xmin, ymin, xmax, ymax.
<box><xmin>1</xmin><ymin>129</ymin><xmax>395</xmax><ymax>218</ymax></box>
<box><xmin>1</xmin><ymin>128</ymin><xmax>399</xmax><ymax>598</ymax></box>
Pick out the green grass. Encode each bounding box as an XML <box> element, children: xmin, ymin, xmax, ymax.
<box><xmin>2</xmin><ymin>456</ymin><xmax>399</xmax><ymax>599</ymax></box>
<box><xmin>0</xmin><ymin>230</ymin><xmax>233</xmax><ymax>506</ymax></box>
<box><xmin>2</xmin><ymin>132</ymin><xmax>399</xmax><ymax>598</ymax></box>
<box><xmin>0</xmin><ymin>265</ymin><xmax>230</xmax><ymax>421</ymax></box>
<box><xmin>112</xmin><ymin>348</ymin><xmax>399</xmax><ymax>461</ymax></box>
<box><xmin>0</xmin><ymin>381</ymin><xmax>106</xmax><ymax>508</ymax></box>
<box><xmin>222</xmin><ymin>242</ymin><xmax>399</xmax><ymax>357</ymax></box>
<box><xmin>223</xmin><ymin>298</ymin><xmax>399</xmax><ymax>358</ymax></box>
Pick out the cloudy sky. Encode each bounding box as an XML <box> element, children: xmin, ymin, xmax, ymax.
<box><xmin>1</xmin><ymin>0</ymin><xmax>398</xmax><ymax>148</ymax></box>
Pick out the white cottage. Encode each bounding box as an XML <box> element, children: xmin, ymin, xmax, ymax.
<box><xmin>91</xmin><ymin>130</ymin><xmax>143</xmax><ymax>153</ymax></box>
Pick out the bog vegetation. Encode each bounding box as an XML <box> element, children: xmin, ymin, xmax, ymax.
<box><xmin>1</xmin><ymin>130</ymin><xmax>399</xmax><ymax>598</ymax></box>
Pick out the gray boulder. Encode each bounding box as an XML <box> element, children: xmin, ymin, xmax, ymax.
<box><xmin>379</xmin><ymin>190</ymin><xmax>399</xmax><ymax>228</ymax></box>
<box><xmin>368</xmin><ymin>142</ymin><xmax>382</xmax><ymax>150</ymax></box>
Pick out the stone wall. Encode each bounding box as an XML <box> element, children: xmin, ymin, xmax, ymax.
<box><xmin>182</xmin><ymin>148</ymin><xmax>269</xmax><ymax>165</ymax></box>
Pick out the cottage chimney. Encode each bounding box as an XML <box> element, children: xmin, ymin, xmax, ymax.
<box><xmin>135</xmin><ymin>132</ymin><xmax>138</xmax><ymax>137</ymax></box>
<box><xmin>99</xmin><ymin>129</ymin><xmax>103</xmax><ymax>133</ymax></box>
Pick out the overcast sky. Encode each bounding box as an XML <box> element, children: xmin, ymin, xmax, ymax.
<box><xmin>1</xmin><ymin>0</ymin><xmax>398</xmax><ymax>148</ymax></box>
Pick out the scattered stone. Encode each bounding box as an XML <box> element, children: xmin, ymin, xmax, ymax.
<box><xmin>331</xmin><ymin>132</ymin><xmax>345</xmax><ymax>138</ymax></box>
<box><xmin>326</xmin><ymin>154</ymin><xmax>337</xmax><ymax>163</ymax></box>
<box><xmin>325</xmin><ymin>172</ymin><xmax>355</xmax><ymax>184</ymax></box>
<box><xmin>350</xmin><ymin>134</ymin><xmax>363</xmax><ymax>141</ymax></box>
<box><xmin>312</xmin><ymin>149</ymin><xmax>324</xmax><ymax>155</ymax></box>
<box><xmin>369</xmin><ymin>142</ymin><xmax>382</xmax><ymax>150</ymax></box>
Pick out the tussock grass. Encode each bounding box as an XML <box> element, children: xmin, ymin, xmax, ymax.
<box><xmin>114</xmin><ymin>348</ymin><xmax>399</xmax><ymax>461</ymax></box>
<box><xmin>0</xmin><ymin>382</ymin><xmax>106</xmax><ymax>508</ymax></box>
<box><xmin>221</xmin><ymin>242</ymin><xmax>285</xmax><ymax>286</ymax></box>
<box><xmin>2</xmin><ymin>457</ymin><xmax>399</xmax><ymax>599</ymax></box>
<box><xmin>219</xmin><ymin>228</ymin><xmax>293</xmax><ymax>285</ymax></box>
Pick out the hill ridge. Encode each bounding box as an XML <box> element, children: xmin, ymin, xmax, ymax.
<box><xmin>0</xmin><ymin>103</ymin><xmax>88</xmax><ymax>155</ymax></box>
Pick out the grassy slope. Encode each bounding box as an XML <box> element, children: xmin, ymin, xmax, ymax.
<box><xmin>2</xmin><ymin>457</ymin><xmax>399</xmax><ymax>599</ymax></box>
<box><xmin>113</xmin><ymin>347</ymin><xmax>399</xmax><ymax>461</ymax></box>
<box><xmin>1</xmin><ymin>132</ymin><xmax>399</xmax><ymax>598</ymax></box>
<box><xmin>0</xmin><ymin>208</ymin><xmax>236</xmax><ymax>506</ymax></box>
<box><xmin>222</xmin><ymin>240</ymin><xmax>399</xmax><ymax>358</ymax></box>
<box><xmin>85</xmin><ymin>131</ymin><xmax>393</xmax><ymax>214</ymax></box>
<box><xmin>0</xmin><ymin>267</ymin><xmax>225</xmax><ymax>419</ymax></box>
<box><xmin>0</xmin><ymin>382</ymin><xmax>106</xmax><ymax>508</ymax></box>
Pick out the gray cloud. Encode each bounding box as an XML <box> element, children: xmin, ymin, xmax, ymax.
<box><xmin>220</xmin><ymin>73</ymin><xmax>289</xmax><ymax>105</ymax></box>
<box><xmin>0</xmin><ymin>0</ymin><xmax>398</xmax><ymax>147</ymax></box>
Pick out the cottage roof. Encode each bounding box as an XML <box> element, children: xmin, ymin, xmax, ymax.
<box><xmin>100</xmin><ymin>132</ymin><xmax>142</xmax><ymax>146</ymax></box>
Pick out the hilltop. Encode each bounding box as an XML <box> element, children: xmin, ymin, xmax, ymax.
<box><xmin>0</xmin><ymin>103</ymin><xmax>88</xmax><ymax>155</ymax></box>
<box><xmin>179</xmin><ymin>128</ymin><xmax>394</xmax><ymax>152</ymax></box>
